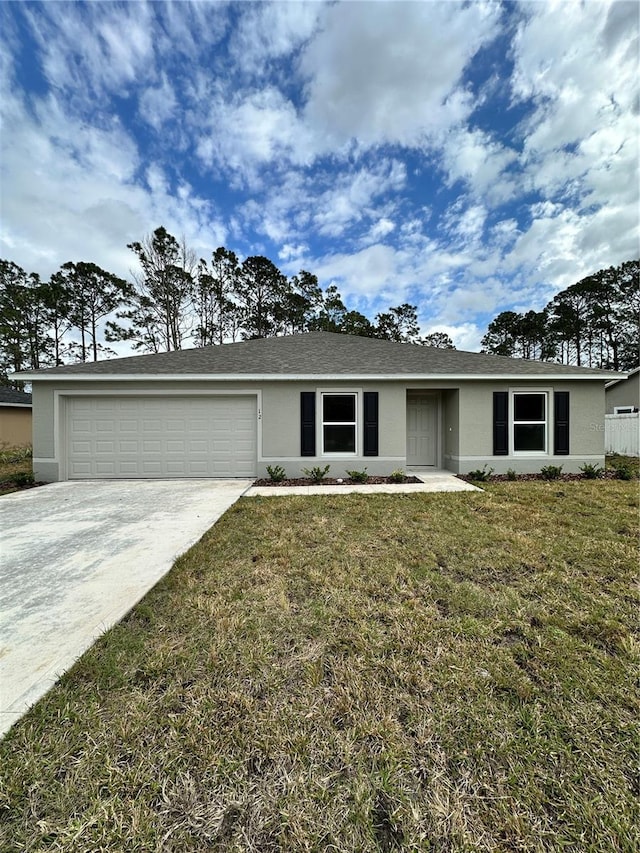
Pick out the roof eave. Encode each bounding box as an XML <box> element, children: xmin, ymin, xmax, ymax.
<box><xmin>15</xmin><ymin>371</ymin><xmax>620</xmax><ymax>382</ymax></box>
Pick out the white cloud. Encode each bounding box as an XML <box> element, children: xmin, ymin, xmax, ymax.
<box><xmin>196</xmin><ymin>86</ymin><xmax>316</xmax><ymax>184</ymax></box>
<box><xmin>24</xmin><ymin>1</ymin><xmax>156</xmax><ymax>100</ymax></box>
<box><xmin>155</xmin><ymin>1</ymin><xmax>228</xmax><ymax>61</ymax></box>
<box><xmin>424</xmin><ymin>322</ymin><xmax>484</xmax><ymax>352</ymax></box>
<box><xmin>278</xmin><ymin>243</ymin><xmax>309</xmax><ymax>263</ymax></box>
<box><xmin>512</xmin><ymin>1</ymin><xmax>638</xmax><ymax>200</ymax></box>
<box><xmin>441</xmin><ymin>127</ymin><xmax>518</xmax><ymax>203</ymax></box>
<box><xmin>312</xmin><ymin>160</ymin><xmax>406</xmax><ymax>237</ymax></box>
<box><xmin>443</xmin><ymin>201</ymin><xmax>488</xmax><ymax>247</ymax></box>
<box><xmin>368</xmin><ymin>218</ymin><xmax>396</xmax><ymax>241</ymax></box>
<box><xmin>229</xmin><ymin>2</ymin><xmax>322</xmax><ymax>72</ymax></box>
<box><xmin>139</xmin><ymin>74</ymin><xmax>178</xmax><ymax>131</ymax></box>
<box><xmin>300</xmin><ymin>1</ymin><xmax>501</xmax><ymax>147</ymax></box>
<box><xmin>1</xmin><ymin>0</ymin><xmax>636</xmax><ymax>356</ymax></box>
<box><xmin>0</xmin><ymin>76</ymin><xmax>225</xmax><ymax>280</ymax></box>
<box><xmin>314</xmin><ymin>244</ymin><xmax>406</xmax><ymax>304</ymax></box>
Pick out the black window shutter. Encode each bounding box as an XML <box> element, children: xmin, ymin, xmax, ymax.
<box><xmin>363</xmin><ymin>391</ymin><xmax>379</xmax><ymax>456</ymax></box>
<box><xmin>300</xmin><ymin>391</ymin><xmax>316</xmax><ymax>456</ymax></box>
<box><xmin>493</xmin><ymin>391</ymin><xmax>509</xmax><ymax>455</ymax></box>
<box><xmin>554</xmin><ymin>391</ymin><xmax>570</xmax><ymax>455</ymax></box>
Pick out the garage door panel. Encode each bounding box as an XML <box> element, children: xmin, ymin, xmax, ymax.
<box><xmin>71</xmin><ymin>440</ymin><xmax>91</xmax><ymax>454</ymax></box>
<box><xmin>69</xmin><ymin>461</ymin><xmax>91</xmax><ymax>476</ymax></box>
<box><xmin>96</xmin><ymin>441</ymin><xmax>115</xmax><ymax>453</ymax></box>
<box><xmin>66</xmin><ymin>396</ymin><xmax>257</xmax><ymax>479</ymax></box>
<box><xmin>95</xmin><ymin>462</ymin><xmax>116</xmax><ymax>475</ymax></box>
<box><xmin>118</xmin><ymin>462</ymin><xmax>139</xmax><ymax>475</ymax></box>
<box><xmin>141</xmin><ymin>461</ymin><xmax>162</xmax><ymax>475</ymax></box>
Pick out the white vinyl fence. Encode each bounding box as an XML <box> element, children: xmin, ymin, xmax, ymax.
<box><xmin>605</xmin><ymin>413</ymin><xmax>639</xmax><ymax>457</ymax></box>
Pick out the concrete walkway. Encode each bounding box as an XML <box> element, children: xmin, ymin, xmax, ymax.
<box><xmin>245</xmin><ymin>469</ymin><xmax>481</xmax><ymax>496</ymax></box>
<box><xmin>0</xmin><ymin>479</ymin><xmax>252</xmax><ymax>738</ymax></box>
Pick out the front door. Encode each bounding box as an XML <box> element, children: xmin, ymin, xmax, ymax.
<box><xmin>406</xmin><ymin>394</ymin><xmax>438</xmax><ymax>466</ymax></box>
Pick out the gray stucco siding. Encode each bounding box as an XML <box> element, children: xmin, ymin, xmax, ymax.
<box><xmin>606</xmin><ymin>372</ymin><xmax>640</xmax><ymax>413</ymax></box>
<box><xmin>32</xmin><ymin>382</ymin><xmax>56</xmax><ymax>459</ymax></box>
<box><xmin>451</xmin><ymin>379</ymin><xmax>605</xmax><ymax>473</ymax></box>
<box><xmin>31</xmin><ymin>375</ymin><xmax>607</xmax><ymax>481</ymax></box>
<box><xmin>442</xmin><ymin>389</ymin><xmax>460</xmax><ymax>468</ymax></box>
<box><xmin>260</xmin><ymin>381</ymin><xmax>408</xmax><ymax>477</ymax></box>
<box><xmin>259</xmin><ymin>381</ymin><xmax>406</xmax><ymax>459</ymax></box>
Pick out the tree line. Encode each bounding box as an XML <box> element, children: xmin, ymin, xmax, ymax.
<box><xmin>2</xmin><ymin>225</ymin><xmax>636</xmax><ymax>382</ymax></box>
<box><xmin>0</xmin><ymin>226</ymin><xmax>454</xmax><ymax>382</ymax></box>
<box><xmin>481</xmin><ymin>259</ymin><xmax>639</xmax><ymax>371</ymax></box>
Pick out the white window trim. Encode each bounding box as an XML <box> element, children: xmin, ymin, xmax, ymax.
<box><xmin>510</xmin><ymin>388</ymin><xmax>551</xmax><ymax>456</ymax></box>
<box><xmin>614</xmin><ymin>406</ymin><xmax>636</xmax><ymax>414</ymax></box>
<box><xmin>320</xmin><ymin>391</ymin><xmax>358</xmax><ymax>457</ymax></box>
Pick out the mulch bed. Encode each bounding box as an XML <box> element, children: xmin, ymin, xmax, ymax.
<box><xmin>0</xmin><ymin>481</ymin><xmax>45</xmax><ymax>495</ymax></box>
<box><xmin>253</xmin><ymin>475</ymin><xmax>422</xmax><ymax>487</ymax></box>
<box><xmin>457</xmin><ymin>471</ymin><xmax>626</xmax><ymax>483</ymax></box>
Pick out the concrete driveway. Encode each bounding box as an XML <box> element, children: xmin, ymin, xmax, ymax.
<box><xmin>0</xmin><ymin>479</ymin><xmax>252</xmax><ymax>738</ymax></box>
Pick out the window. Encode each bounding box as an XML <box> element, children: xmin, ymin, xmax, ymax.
<box><xmin>614</xmin><ymin>406</ymin><xmax>636</xmax><ymax>414</ymax></box>
<box><xmin>322</xmin><ymin>393</ymin><xmax>356</xmax><ymax>454</ymax></box>
<box><xmin>513</xmin><ymin>392</ymin><xmax>547</xmax><ymax>453</ymax></box>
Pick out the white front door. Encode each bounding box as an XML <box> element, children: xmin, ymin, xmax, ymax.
<box><xmin>406</xmin><ymin>394</ymin><xmax>438</xmax><ymax>466</ymax></box>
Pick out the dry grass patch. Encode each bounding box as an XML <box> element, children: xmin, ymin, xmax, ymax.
<box><xmin>1</xmin><ymin>482</ymin><xmax>638</xmax><ymax>851</ymax></box>
<box><xmin>0</xmin><ymin>443</ymin><xmax>33</xmax><ymax>493</ymax></box>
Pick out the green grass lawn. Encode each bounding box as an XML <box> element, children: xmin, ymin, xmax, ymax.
<box><xmin>1</xmin><ymin>482</ymin><xmax>638</xmax><ymax>852</ymax></box>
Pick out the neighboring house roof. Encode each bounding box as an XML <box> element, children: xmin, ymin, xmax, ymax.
<box><xmin>605</xmin><ymin>365</ymin><xmax>639</xmax><ymax>389</ymax></box>
<box><xmin>0</xmin><ymin>387</ymin><xmax>32</xmax><ymax>406</ymax></box>
<box><xmin>12</xmin><ymin>332</ymin><xmax>623</xmax><ymax>381</ymax></box>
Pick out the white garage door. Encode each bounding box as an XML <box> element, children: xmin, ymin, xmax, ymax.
<box><xmin>66</xmin><ymin>396</ymin><xmax>257</xmax><ymax>479</ymax></box>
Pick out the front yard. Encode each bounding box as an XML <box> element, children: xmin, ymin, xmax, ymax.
<box><xmin>1</xmin><ymin>482</ymin><xmax>638</xmax><ymax>851</ymax></box>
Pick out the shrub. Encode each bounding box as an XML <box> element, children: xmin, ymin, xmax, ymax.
<box><xmin>13</xmin><ymin>471</ymin><xmax>34</xmax><ymax>487</ymax></box>
<box><xmin>506</xmin><ymin>468</ymin><xmax>517</xmax><ymax>481</ymax></box>
<box><xmin>346</xmin><ymin>468</ymin><xmax>368</xmax><ymax>483</ymax></box>
<box><xmin>265</xmin><ymin>465</ymin><xmax>287</xmax><ymax>482</ymax></box>
<box><xmin>580</xmin><ymin>463</ymin><xmax>602</xmax><ymax>480</ymax></box>
<box><xmin>540</xmin><ymin>465</ymin><xmax>563</xmax><ymax>480</ymax></box>
<box><xmin>467</xmin><ymin>465</ymin><xmax>494</xmax><ymax>482</ymax></box>
<box><xmin>301</xmin><ymin>464</ymin><xmax>331</xmax><ymax>483</ymax></box>
<box><xmin>389</xmin><ymin>469</ymin><xmax>406</xmax><ymax>483</ymax></box>
<box><xmin>607</xmin><ymin>455</ymin><xmax>637</xmax><ymax>480</ymax></box>
<box><xmin>612</xmin><ymin>461</ymin><xmax>634</xmax><ymax>481</ymax></box>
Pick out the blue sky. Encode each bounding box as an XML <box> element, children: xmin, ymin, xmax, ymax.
<box><xmin>1</xmin><ymin>0</ymin><xmax>638</xmax><ymax>352</ymax></box>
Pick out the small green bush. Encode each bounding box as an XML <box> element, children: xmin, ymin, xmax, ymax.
<box><xmin>301</xmin><ymin>464</ymin><xmax>331</xmax><ymax>483</ymax></box>
<box><xmin>580</xmin><ymin>463</ymin><xmax>602</xmax><ymax>480</ymax></box>
<box><xmin>389</xmin><ymin>469</ymin><xmax>406</xmax><ymax>483</ymax></box>
<box><xmin>607</xmin><ymin>455</ymin><xmax>637</xmax><ymax>480</ymax></box>
<box><xmin>467</xmin><ymin>465</ymin><xmax>494</xmax><ymax>482</ymax></box>
<box><xmin>506</xmin><ymin>468</ymin><xmax>517</xmax><ymax>481</ymax></box>
<box><xmin>612</xmin><ymin>462</ymin><xmax>634</xmax><ymax>481</ymax></box>
<box><xmin>346</xmin><ymin>468</ymin><xmax>369</xmax><ymax>483</ymax></box>
<box><xmin>12</xmin><ymin>471</ymin><xmax>34</xmax><ymax>487</ymax></box>
<box><xmin>540</xmin><ymin>465</ymin><xmax>563</xmax><ymax>480</ymax></box>
<box><xmin>265</xmin><ymin>464</ymin><xmax>287</xmax><ymax>482</ymax></box>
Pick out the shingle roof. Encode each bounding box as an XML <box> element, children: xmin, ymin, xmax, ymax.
<box><xmin>0</xmin><ymin>387</ymin><xmax>32</xmax><ymax>404</ymax></box>
<box><xmin>13</xmin><ymin>332</ymin><xmax>620</xmax><ymax>380</ymax></box>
